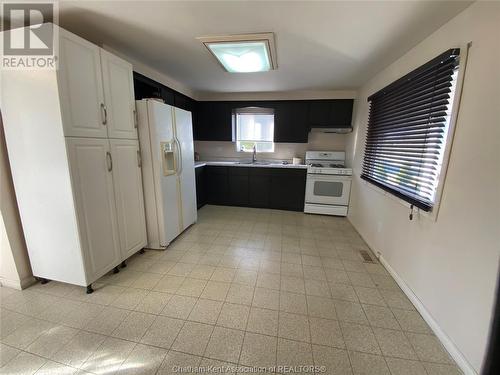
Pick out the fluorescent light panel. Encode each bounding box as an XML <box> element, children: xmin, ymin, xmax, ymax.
<box><xmin>198</xmin><ymin>33</ymin><xmax>277</xmax><ymax>73</ymax></box>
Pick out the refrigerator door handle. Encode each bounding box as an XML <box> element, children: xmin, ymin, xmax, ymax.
<box><xmin>175</xmin><ymin>137</ymin><xmax>183</xmax><ymax>175</ymax></box>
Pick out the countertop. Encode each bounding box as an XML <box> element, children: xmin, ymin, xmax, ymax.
<box><xmin>194</xmin><ymin>161</ymin><xmax>307</xmax><ymax>169</ymax></box>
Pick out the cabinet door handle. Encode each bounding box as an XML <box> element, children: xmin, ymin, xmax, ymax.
<box><xmin>137</xmin><ymin>150</ymin><xmax>142</xmax><ymax>168</ymax></box>
<box><xmin>101</xmin><ymin>103</ymin><xmax>108</xmax><ymax>125</ymax></box>
<box><xmin>106</xmin><ymin>151</ymin><xmax>113</xmax><ymax>172</ymax></box>
<box><xmin>133</xmin><ymin>109</ymin><xmax>138</xmax><ymax>128</ymax></box>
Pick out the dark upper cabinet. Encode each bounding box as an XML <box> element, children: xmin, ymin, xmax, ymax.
<box><xmin>193</xmin><ymin>102</ymin><xmax>213</xmax><ymax>141</ymax></box>
<box><xmin>193</xmin><ymin>101</ymin><xmax>233</xmax><ymax>141</ymax></box>
<box><xmin>196</xmin><ymin>100</ymin><xmax>309</xmax><ymax>143</ymax></box>
<box><xmin>274</xmin><ymin>101</ymin><xmax>309</xmax><ymax>143</ymax></box>
<box><xmin>211</xmin><ymin>102</ymin><xmax>233</xmax><ymax>141</ymax></box>
<box><xmin>308</xmin><ymin>100</ymin><xmax>331</xmax><ymax>127</ymax></box>
<box><xmin>133</xmin><ymin>72</ymin><xmax>195</xmax><ymax>113</ymax></box>
<box><xmin>174</xmin><ymin>93</ymin><xmax>195</xmax><ymax>112</ymax></box>
<box><xmin>134</xmin><ymin>72</ymin><xmax>353</xmax><ymax>142</ymax></box>
<box><xmin>133</xmin><ymin>73</ymin><xmax>161</xmax><ymax>100</ymax></box>
<box><xmin>330</xmin><ymin>99</ymin><xmax>354</xmax><ymax>126</ymax></box>
<box><xmin>308</xmin><ymin>99</ymin><xmax>354</xmax><ymax>128</ymax></box>
<box><xmin>160</xmin><ymin>87</ymin><xmax>175</xmax><ymax>106</ymax></box>
<box><xmin>192</xmin><ymin>99</ymin><xmax>353</xmax><ymax>142</ymax></box>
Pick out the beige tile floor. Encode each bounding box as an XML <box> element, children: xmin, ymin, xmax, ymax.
<box><xmin>0</xmin><ymin>205</ymin><xmax>462</xmax><ymax>375</ymax></box>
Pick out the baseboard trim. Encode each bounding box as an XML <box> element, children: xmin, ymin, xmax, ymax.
<box><xmin>0</xmin><ymin>277</ymin><xmax>22</xmax><ymax>290</ymax></box>
<box><xmin>0</xmin><ymin>276</ymin><xmax>36</xmax><ymax>290</ymax></box>
<box><xmin>377</xmin><ymin>254</ymin><xmax>478</xmax><ymax>375</ymax></box>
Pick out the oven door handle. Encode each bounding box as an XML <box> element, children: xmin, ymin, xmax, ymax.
<box><xmin>307</xmin><ymin>174</ymin><xmax>351</xmax><ymax>181</ymax></box>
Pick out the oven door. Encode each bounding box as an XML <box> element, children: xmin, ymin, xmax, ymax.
<box><xmin>305</xmin><ymin>173</ymin><xmax>351</xmax><ymax>206</ymax></box>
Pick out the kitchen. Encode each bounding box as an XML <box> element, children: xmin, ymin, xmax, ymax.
<box><xmin>0</xmin><ymin>2</ymin><xmax>499</xmax><ymax>375</ymax></box>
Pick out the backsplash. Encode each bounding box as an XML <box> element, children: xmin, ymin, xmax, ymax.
<box><xmin>194</xmin><ymin>132</ymin><xmax>346</xmax><ymax>162</ymax></box>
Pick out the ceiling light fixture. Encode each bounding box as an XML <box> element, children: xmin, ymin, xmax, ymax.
<box><xmin>197</xmin><ymin>33</ymin><xmax>277</xmax><ymax>73</ymax></box>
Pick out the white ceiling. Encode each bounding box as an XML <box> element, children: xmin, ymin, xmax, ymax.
<box><xmin>57</xmin><ymin>1</ymin><xmax>471</xmax><ymax>95</ymax></box>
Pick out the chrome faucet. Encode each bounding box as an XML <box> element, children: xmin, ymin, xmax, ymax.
<box><xmin>252</xmin><ymin>145</ymin><xmax>257</xmax><ymax>163</ymax></box>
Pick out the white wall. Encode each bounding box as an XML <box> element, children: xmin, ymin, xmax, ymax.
<box><xmin>346</xmin><ymin>2</ymin><xmax>500</xmax><ymax>373</ymax></box>
<box><xmin>0</xmin><ymin>214</ymin><xmax>21</xmax><ymax>286</ymax></box>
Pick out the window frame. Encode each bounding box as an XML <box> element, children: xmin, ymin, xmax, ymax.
<box><xmin>233</xmin><ymin>106</ymin><xmax>275</xmax><ymax>153</ymax></box>
<box><xmin>361</xmin><ymin>45</ymin><xmax>469</xmax><ymax>220</ymax></box>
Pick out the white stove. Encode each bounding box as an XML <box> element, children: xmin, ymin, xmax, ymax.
<box><xmin>304</xmin><ymin>151</ymin><xmax>352</xmax><ymax>216</ymax></box>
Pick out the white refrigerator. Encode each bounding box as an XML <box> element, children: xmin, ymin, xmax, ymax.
<box><xmin>136</xmin><ymin>99</ymin><xmax>197</xmax><ymax>249</ymax></box>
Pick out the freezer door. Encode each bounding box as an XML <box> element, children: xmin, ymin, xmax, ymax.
<box><xmin>174</xmin><ymin>107</ymin><xmax>197</xmax><ymax>231</ymax></box>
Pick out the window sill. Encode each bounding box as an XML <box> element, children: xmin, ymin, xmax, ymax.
<box><xmin>236</xmin><ymin>150</ymin><xmax>275</xmax><ymax>154</ymax></box>
<box><xmin>358</xmin><ymin>175</ymin><xmax>439</xmax><ymax>222</ymax></box>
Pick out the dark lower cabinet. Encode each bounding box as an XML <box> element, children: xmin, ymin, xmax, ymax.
<box><xmin>203</xmin><ymin>166</ymin><xmax>306</xmax><ymax>212</ymax></box>
<box><xmin>229</xmin><ymin>167</ymin><xmax>249</xmax><ymax>206</ymax></box>
<box><xmin>206</xmin><ymin>166</ymin><xmax>229</xmax><ymax>205</ymax></box>
<box><xmin>269</xmin><ymin>169</ymin><xmax>307</xmax><ymax>211</ymax></box>
<box><xmin>249</xmin><ymin>169</ymin><xmax>271</xmax><ymax>208</ymax></box>
<box><xmin>195</xmin><ymin>166</ymin><xmax>207</xmax><ymax>209</ymax></box>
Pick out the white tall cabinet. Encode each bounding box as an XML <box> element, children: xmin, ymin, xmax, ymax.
<box><xmin>1</xmin><ymin>25</ymin><xmax>147</xmax><ymax>292</ymax></box>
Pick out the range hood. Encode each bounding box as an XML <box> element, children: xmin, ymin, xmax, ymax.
<box><xmin>310</xmin><ymin>126</ymin><xmax>353</xmax><ymax>134</ymax></box>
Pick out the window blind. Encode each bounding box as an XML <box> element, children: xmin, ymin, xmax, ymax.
<box><xmin>361</xmin><ymin>49</ymin><xmax>460</xmax><ymax>212</ymax></box>
<box><xmin>235</xmin><ymin>107</ymin><xmax>275</xmax><ymax>153</ymax></box>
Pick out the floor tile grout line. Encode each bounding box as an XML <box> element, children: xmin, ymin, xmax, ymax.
<box><xmin>336</xmin><ymin>303</ymin><xmax>355</xmax><ymax>374</ymax></box>
<box><xmin>0</xmin><ymin>335</ymin><xmax>454</xmax><ymax>375</ymax></box>
<box><xmin>2</xmin><ymin>283</ymin><xmax>406</xmax><ymax>311</ymax></box>
<box><xmin>1</xmin><ymin>296</ymin><xmax>419</xmax><ymax>339</ymax></box>
<box><xmin>22</xmin><ymin>273</ymin><xmax>412</xmax><ymax>307</ymax></box>
<box><xmin>304</xmin><ymin>277</ymin><xmax>320</xmax><ymax>370</ymax></box>
<box><xmin>236</xmin><ymin>281</ymin><xmax>259</xmax><ymax>366</ymax></box>
<box><xmin>0</xmin><ymin>350</ymin><xmax>48</xmax><ymax>374</ymax></box>
<box><xmin>1</xmin><ymin>336</ymin><xmax>87</xmax><ymax>373</ymax></box>
<box><xmin>79</xmin><ymin>332</ymin><xmax>139</xmax><ymax>372</ymax></box>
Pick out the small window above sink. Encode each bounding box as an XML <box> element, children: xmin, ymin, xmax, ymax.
<box><xmin>234</xmin><ymin>107</ymin><xmax>274</xmax><ymax>153</ymax></box>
